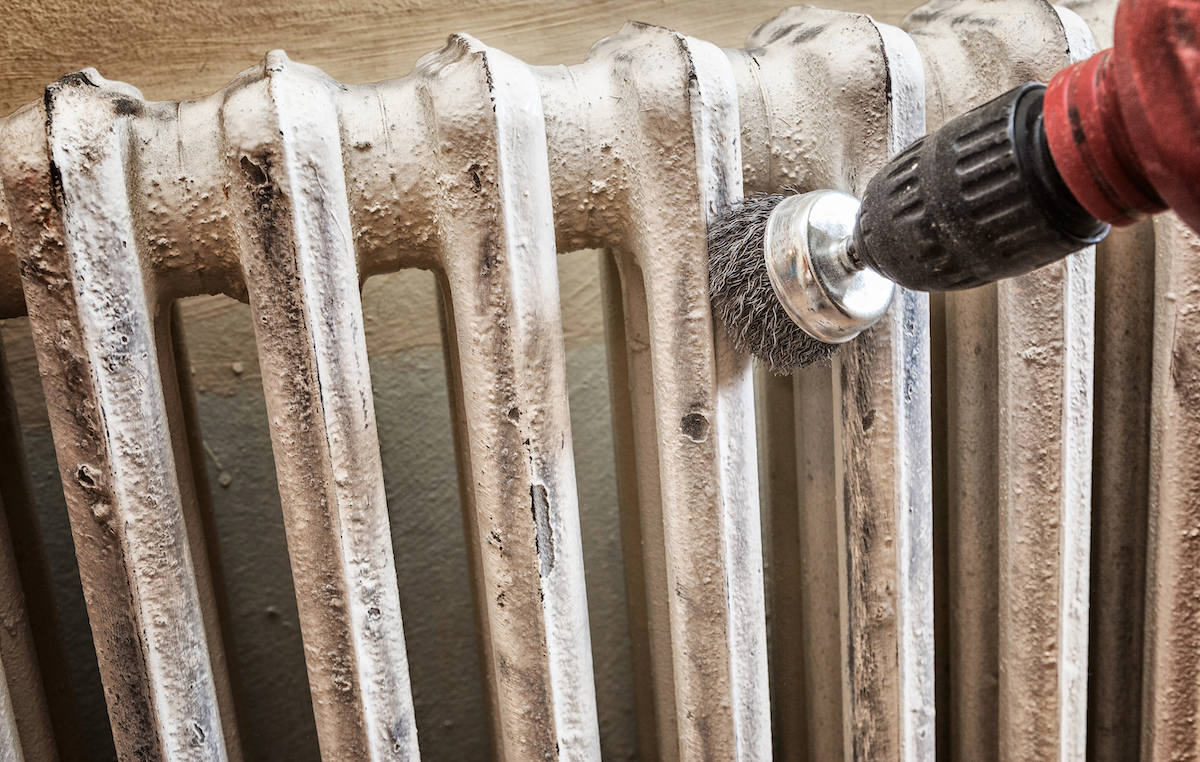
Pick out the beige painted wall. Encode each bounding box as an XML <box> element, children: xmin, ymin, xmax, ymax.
<box><xmin>0</xmin><ymin>0</ymin><xmax>911</xmax><ymax>118</ymax></box>
<box><xmin>0</xmin><ymin>0</ymin><xmax>916</xmax><ymax>758</ymax></box>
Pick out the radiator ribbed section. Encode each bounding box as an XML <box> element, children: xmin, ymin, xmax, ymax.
<box><xmin>0</xmin><ymin>0</ymin><xmax>1194</xmax><ymax>760</ymax></box>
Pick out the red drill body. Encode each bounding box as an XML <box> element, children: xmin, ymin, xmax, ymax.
<box><xmin>1045</xmin><ymin>0</ymin><xmax>1200</xmax><ymax>230</ymax></box>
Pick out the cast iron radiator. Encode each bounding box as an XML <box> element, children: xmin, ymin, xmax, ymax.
<box><xmin>0</xmin><ymin>0</ymin><xmax>1193</xmax><ymax>758</ymax></box>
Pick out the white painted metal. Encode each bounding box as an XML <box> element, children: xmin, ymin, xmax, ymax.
<box><xmin>598</xmin><ymin>249</ymin><xmax>672</xmax><ymax>762</ymax></box>
<box><xmin>600</xmin><ymin>252</ymin><xmax>681</xmax><ymax>761</ymax></box>
<box><xmin>729</xmin><ymin>15</ymin><xmax>862</xmax><ymax>760</ymax></box>
<box><xmin>1000</xmin><ymin>12</ymin><xmax>1096</xmax><ymax>761</ymax></box>
<box><xmin>729</xmin><ymin>7</ymin><xmax>932</xmax><ymax>758</ymax></box>
<box><xmin>416</xmin><ymin>36</ymin><xmax>601</xmax><ymax>761</ymax></box>
<box><xmin>1</xmin><ymin>76</ymin><xmax>230</xmax><ymax>760</ymax></box>
<box><xmin>1049</xmin><ymin>7</ymin><xmax>1159</xmax><ymax>761</ymax></box>
<box><xmin>693</xmin><ymin>35</ymin><xmax>772</xmax><ymax>762</ymax></box>
<box><xmin>793</xmin><ymin>364</ymin><xmax>843</xmax><ymax>761</ymax></box>
<box><xmin>0</xmin><ymin>2</ymin><xmax>1187</xmax><ymax>760</ymax></box>
<box><xmin>753</xmin><ymin>368</ymin><xmax>803</xmax><ymax>761</ymax></box>
<box><xmin>0</xmin><ymin>336</ymin><xmax>87</xmax><ymax>761</ymax></box>
<box><xmin>906</xmin><ymin>3</ymin><xmax>1097</xmax><ymax>759</ymax></box>
<box><xmin>550</xmin><ymin>23</ymin><xmax>769</xmax><ymax>759</ymax></box>
<box><xmin>486</xmin><ymin>44</ymin><xmax>602</xmax><ymax>762</ymax></box>
<box><xmin>601</xmin><ymin>28</ymin><xmax>748</xmax><ymax>754</ymax></box>
<box><xmin>221</xmin><ymin>53</ymin><xmax>421</xmax><ymax>761</ymax></box>
<box><xmin>832</xmin><ymin>20</ymin><xmax>933</xmax><ymax>762</ymax></box>
<box><xmin>1142</xmin><ymin>213</ymin><xmax>1200</xmax><ymax>762</ymax></box>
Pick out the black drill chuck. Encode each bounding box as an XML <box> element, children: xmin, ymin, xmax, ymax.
<box><xmin>851</xmin><ymin>83</ymin><xmax>1109</xmax><ymax>291</ymax></box>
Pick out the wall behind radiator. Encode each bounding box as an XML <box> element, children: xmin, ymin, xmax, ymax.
<box><xmin>0</xmin><ymin>0</ymin><xmax>915</xmax><ymax>758</ymax></box>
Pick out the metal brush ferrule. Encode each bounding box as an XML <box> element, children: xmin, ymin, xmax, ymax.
<box><xmin>763</xmin><ymin>189</ymin><xmax>895</xmax><ymax>344</ymax></box>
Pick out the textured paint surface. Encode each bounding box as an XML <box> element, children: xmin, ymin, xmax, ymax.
<box><xmin>3</xmin><ymin>76</ymin><xmax>233</xmax><ymax>761</ymax></box>
<box><xmin>905</xmin><ymin>3</ymin><xmax>1098</xmax><ymax>760</ymax></box>
<box><xmin>1142</xmin><ymin>215</ymin><xmax>1200</xmax><ymax>762</ymax></box>
<box><xmin>3</xmin><ymin>7</ymin><xmax>911</xmax><ymax>762</ymax></box>
<box><xmin>728</xmin><ymin>8</ymin><xmax>933</xmax><ymax>760</ymax></box>
<box><xmin>0</xmin><ymin>1</ymin><xmax>1172</xmax><ymax>761</ymax></box>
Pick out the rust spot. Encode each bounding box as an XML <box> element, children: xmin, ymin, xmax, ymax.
<box><xmin>479</xmin><ymin>230</ymin><xmax>500</xmax><ymax>275</ymax></box>
<box><xmin>113</xmin><ymin>98</ymin><xmax>143</xmax><ymax>117</ymax></box>
<box><xmin>240</xmin><ymin>155</ymin><xmax>268</xmax><ymax>186</ymax></box>
<box><xmin>531</xmin><ymin>484</ymin><xmax>555</xmax><ymax>577</ymax></box>
<box><xmin>1172</xmin><ymin>325</ymin><xmax>1200</xmax><ymax>409</ymax></box>
<box><xmin>47</xmin><ymin>160</ymin><xmax>65</xmax><ymax>206</ymax></box>
<box><xmin>76</xmin><ymin>463</ymin><xmax>101</xmax><ymax>490</ymax></box>
<box><xmin>680</xmin><ymin>412</ymin><xmax>709</xmax><ymax>443</ymax></box>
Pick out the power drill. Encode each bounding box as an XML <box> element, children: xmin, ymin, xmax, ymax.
<box><xmin>708</xmin><ymin>0</ymin><xmax>1200</xmax><ymax>371</ymax></box>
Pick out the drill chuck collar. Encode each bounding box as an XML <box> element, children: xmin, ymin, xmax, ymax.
<box><xmin>852</xmin><ymin>82</ymin><xmax>1108</xmax><ymax>292</ymax></box>
<box><xmin>761</xmin><ymin>84</ymin><xmax>1109</xmax><ymax>344</ymax></box>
